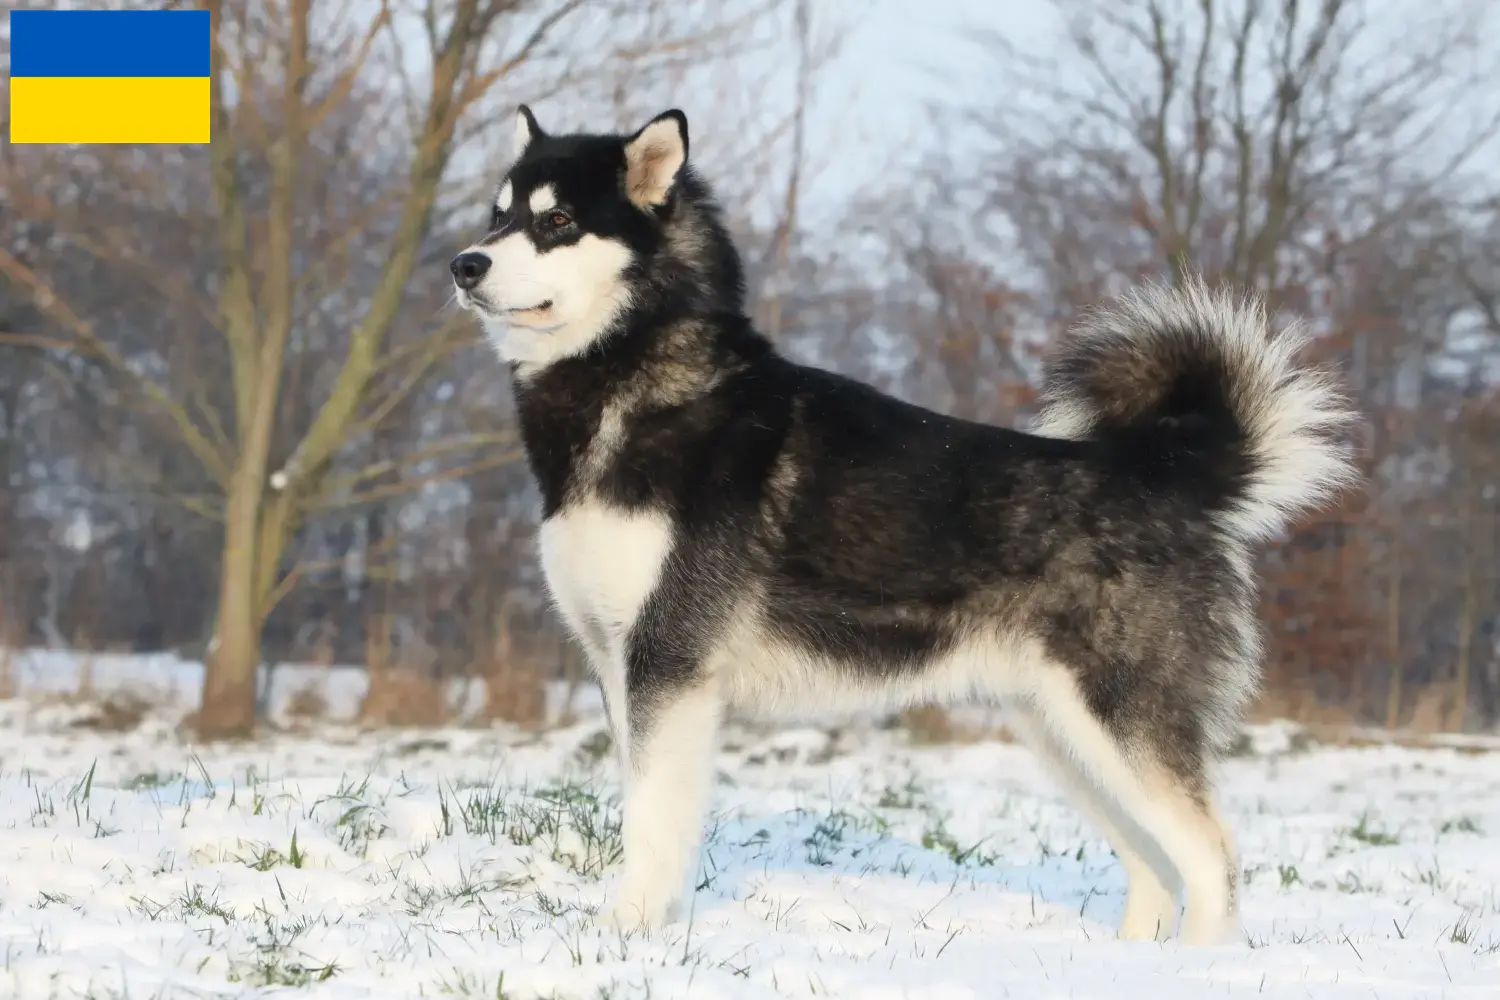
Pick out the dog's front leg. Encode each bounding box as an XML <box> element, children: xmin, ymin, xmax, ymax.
<box><xmin>606</xmin><ymin>671</ymin><xmax>721</xmax><ymax>931</ymax></box>
<box><xmin>604</xmin><ymin>560</ymin><xmax>727</xmax><ymax>933</ymax></box>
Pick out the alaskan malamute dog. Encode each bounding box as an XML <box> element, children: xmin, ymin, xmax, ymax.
<box><xmin>450</xmin><ymin>106</ymin><xmax>1357</xmax><ymax>944</ymax></box>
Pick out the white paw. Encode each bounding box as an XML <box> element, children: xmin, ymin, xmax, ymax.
<box><xmin>1117</xmin><ymin>892</ymin><xmax>1178</xmax><ymax>942</ymax></box>
<box><xmin>1117</xmin><ymin>916</ymin><xmax>1175</xmax><ymax>942</ymax></box>
<box><xmin>602</xmin><ymin>878</ymin><xmax>679</xmax><ymax>933</ymax></box>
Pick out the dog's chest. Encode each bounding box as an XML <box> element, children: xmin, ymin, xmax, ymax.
<box><xmin>538</xmin><ymin>501</ymin><xmax>674</xmax><ymax>658</ymax></box>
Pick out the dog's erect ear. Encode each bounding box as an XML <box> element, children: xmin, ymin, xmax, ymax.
<box><xmin>623</xmin><ymin>110</ymin><xmax>688</xmax><ymax>208</ymax></box>
<box><xmin>514</xmin><ymin>104</ymin><xmax>544</xmax><ymax>158</ymax></box>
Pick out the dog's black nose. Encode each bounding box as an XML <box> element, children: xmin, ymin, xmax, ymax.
<box><xmin>450</xmin><ymin>252</ymin><xmax>491</xmax><ymax>290</ymax></box>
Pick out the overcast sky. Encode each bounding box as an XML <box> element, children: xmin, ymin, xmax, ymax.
<box><xmin>796</xmin><ymin>0</ymin><xmax>1059</xmax><ymax>211</ymax></box>
<box><xmin>795</xmin><ymin>0</ymin><xmax>1498</xmax><ymax>219</ymax></box>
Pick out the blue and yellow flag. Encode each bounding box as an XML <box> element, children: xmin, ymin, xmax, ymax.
<box><xmin>9</xmin><ymin>9</ymin><xmax>210</xmax><ymax>144</ymax></box>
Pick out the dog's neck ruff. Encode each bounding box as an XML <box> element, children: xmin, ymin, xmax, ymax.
<box><xmin>506</xmin><ymin>178</ymin><xmax>762</xmax><ymax>515</ymax></box>
<box><xmin>512</xmin><ymin>304</ymin><xmax>735</xmax><ymax>505</ymax></box>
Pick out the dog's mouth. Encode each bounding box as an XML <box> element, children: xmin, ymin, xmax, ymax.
<box><xmin>500</xmin><ymin>301</ymin><xmax>556</xmax><ymax>330</ymax></box>
<box><xmin>457</xmin><ymin>290</ymin><xmax>554</xmax><ymax>324</ymax></box>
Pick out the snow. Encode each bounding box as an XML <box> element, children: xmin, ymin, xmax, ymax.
<box><xmin>0</xmin><ymin>669</ymin><xmax>1497</xmax><ymax>997</ymax></box>
<box><xmin>1</xmin><ymin>649</ymin><xmax>596</xmax><ymax>728</ymax></box>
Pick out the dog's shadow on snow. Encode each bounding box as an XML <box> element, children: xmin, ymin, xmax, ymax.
<box><xmin>694</xmin><ymin>807</ymin><xmax>1128</xmax><ymax>925</ymax></box>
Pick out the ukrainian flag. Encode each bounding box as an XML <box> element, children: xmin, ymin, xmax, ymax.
<box><xmin>9</xmin><ymin>9</ymin><xmax>210</xmax><ymax>144</ymax></box>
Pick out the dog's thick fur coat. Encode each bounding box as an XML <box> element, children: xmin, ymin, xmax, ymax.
<box><xmin>451</xmin><ymin>107</ymin><xmax>1359</xmax><ymax>944</ymax></box>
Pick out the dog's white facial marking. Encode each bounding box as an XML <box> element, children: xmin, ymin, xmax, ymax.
<box><xmin>456</xmin><ymin>208</ymin><xmax>634</xmax><ymax>376</ymax></box>
<box><xmin>496</xmin><ymin>181</ymin><xmax>513</xmax><ymax>214</ymax></box>
<box><xmin>528</xmin><ymin>184</ymin><xmax>557</xmax><ymax>215</ymax></box>
<box><xmin>470</xmin><ymin>230</ymin><xmax>633</xmax><ymax>374</ymax></box>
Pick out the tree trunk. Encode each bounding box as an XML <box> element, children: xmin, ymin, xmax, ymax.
<box><xmin>199</xmin><ymin>472</ymin><xmax>264</xmax><ymax>738</ymax></box>
<box><xmin>1451</xmin><ymin>488</ymin><xmax>1479</xmax><ymax>733</ymax></box>
<box><xmin>1383</xmin><ymin>524</ymin><xmax>1404</xmax><ymax>731</ymax></box>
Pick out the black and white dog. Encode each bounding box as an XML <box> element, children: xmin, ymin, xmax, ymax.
<box><xmin>450</xmin><ymin>106</ymin><xmax>1358</xmax><ymax>944</ymax></box>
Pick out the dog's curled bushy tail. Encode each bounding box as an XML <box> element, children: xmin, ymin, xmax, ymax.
<box><xmin>1034</xmin><ymin>278</ymin><xmax>1360</xmax><ymax>543</ymax></box>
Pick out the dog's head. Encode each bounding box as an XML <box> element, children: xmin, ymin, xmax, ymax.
<box><xmin>452</xmin><ymin>105</ymin><xmax>728</xmax><ymax>374</ymax></box>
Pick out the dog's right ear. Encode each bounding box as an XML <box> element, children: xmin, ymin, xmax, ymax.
<box><xmin>623</xmin><ymin>109</ymin><xmax>688</xmax><ymax>209</ymax></box>
<box><xmin>514</xmin><ymin>105</ymin><xmax>544</xmax><ymax>158</ymax></box>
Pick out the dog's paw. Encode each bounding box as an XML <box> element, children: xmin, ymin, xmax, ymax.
<box><xmin>602</xmin><ymin>897</ymin><xmax>675</xmax><ymax>934</ymax></box>
<box><xmin>601</xmin><ymin>875</ymin><xmax>679</xmax><ymax>933</ymax></box>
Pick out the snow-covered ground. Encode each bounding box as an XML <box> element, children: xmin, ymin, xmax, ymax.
<box><xmin>0</xmin><ymin>672</ymin><xmax>1498</xmax><ymax>998</ymax></box>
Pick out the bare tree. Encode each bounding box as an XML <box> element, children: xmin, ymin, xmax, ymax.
<box><xmin>0</xmin><ymin>0</ymin><xmax>794</xmax><ymax>736</ymax></box>
<box><xmin>958</xmin><ymin>0</ymin><xmax>1499</xmax><ymax>303</ymax></box>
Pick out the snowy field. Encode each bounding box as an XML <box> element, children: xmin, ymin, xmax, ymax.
<box><xmin>0</xmin><ymin>658</ymin><xmax>1498</xmax><ymax>998</ymax></box>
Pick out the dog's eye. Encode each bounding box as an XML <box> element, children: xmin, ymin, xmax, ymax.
<box><xmin>544</xmin><ymin>210</ymin><xmax>571</xmax><ymax>229</ymax></box>
<box><xmin>490</xmin><ymin>207</ymin><xmax>508</xmax><ymax>230</ymax></box>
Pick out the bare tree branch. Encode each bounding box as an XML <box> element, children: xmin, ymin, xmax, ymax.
<box><xmin>0</xmin><ymin>250</ymin><xmax>232</xmax><ymax>485</ymax></box>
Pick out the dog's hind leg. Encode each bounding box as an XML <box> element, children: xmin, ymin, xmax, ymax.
<box><xmin>1025</xmin><ymin>665</ymin><xmax>1241</xmax><ymax>946</ymax></box>
<box><xmin>1205</xmin><ymin>796</ymin><xmax>1240</xmax><ymax>932</ymax></box>
<box><xmin>1007</xmin><ymin>712</ymin><xmax>1180</xmax><ymax>941</ymax></box>
<box><xmin>1129</xmin><ymin>759</ymin><xmax>1239</xmax><ymax>945</ymax></box>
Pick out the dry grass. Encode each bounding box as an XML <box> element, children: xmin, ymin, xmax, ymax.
<box><xmin>476</xmin><ymin>610</ymin><xmax>548</xmax><ymax>727</ymax></box>
<box><xmin>75</xmin><ymin>654</ymin><xmax>96</xmax><ymax>701</ymax></box>
<box><xmin>69</xmin><ymin>688</ymin><xmax>153</xmax><ymax>733</ymax></box>
<box><xmin>481</xmin><ymin>656</ymin><xmax>546</xmax><ymax>727</ymax></box>
<box><xmin>284</xmin><ymin>678</ymin><xmax>330</xmax><ymax>724</ymax></box>
<box><xmin>1248</xmin><ymin>676</ymin><xmax>1500</xmax><ymax>753</ymax></box>
<box><xmin>1249</xmin><ymin>683</ymin><xmax>1365</xmax><ymax>731</ymax></box>
<box><xmin>0</xmin><ymin>647</ymin><xmax>14</xmax><ymax>701</ymax></box>
<box><xmin>890</xmin><ymin>679</ymin><xmax>1486</xmax><ymax>751</ymax></box>
<box><xmin>0</xmin><ymin>597</ymin><xmax>19</xmax><ymax>699</ymax></box>
<box><xmin>899</xmin><ymin>706</ymin><xmax>1016</xmax><ymax>745</ymax></box>
<box><xmin>1250</xmin><ymin>677</ymin><xmax>1490</xmax><ymax>747</ymax></box>
<box><xmin>360</xmin><ymin>613</ymin><xmax>453</xmax><ymax>727</ymax></box>
<box><xmin>3</xmin><ymin>644</ymin><xmax>163</xmax><ymax>734</ymax></box>
<box><xmin>359</xmin><ymin>664</ymin><xmax>452</xmax><ymax>728</ymax></box>
<box><xmin>1409</xmin><ymin>682</ymin><xmax>1460</xmax><ymax>735</ymax></box>
<box><xmin>901</xmin><ymin>705</ymin><xmax>956</xmax><ymax>745</ymax></box>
